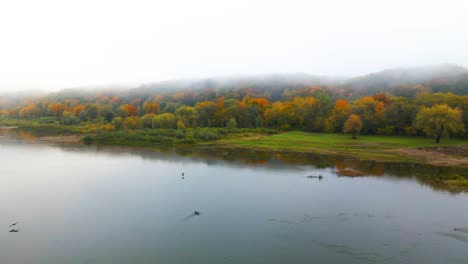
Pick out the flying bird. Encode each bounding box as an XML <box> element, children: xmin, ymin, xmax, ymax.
<box><xmin>9</xmin><ymin>222</ymin><xmax>19</xmax><ymax>227</ymax></box>
<box><xmin>194</xmin><ymin>211</ymin><xmax>200</xmax><ymax>215</ymax></box>
<box><xmin>9</xmin><ymin>229</ymin><xmax>19</xmax><ymax>233</ymax></box>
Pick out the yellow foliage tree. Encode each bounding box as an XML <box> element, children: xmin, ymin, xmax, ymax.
<box><xmin>343</xmin><ymin>114</ymin><xmax>363</xmax><ymax>139</ymax></box>
<box><xmin>414</xmin><ymin>104</ymin><xmax>464</xmax><ymax>143</ymax></box>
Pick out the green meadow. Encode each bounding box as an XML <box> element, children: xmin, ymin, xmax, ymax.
<box><xmin>216</xmin><ymin>131</ymin><xmax>468</xmax><ymax>164</ymax></box>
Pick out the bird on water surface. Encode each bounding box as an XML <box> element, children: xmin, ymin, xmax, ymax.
<box><xmin>306</xmin><ymin>175</ymin><xmax>323</xmax><ymax>180</ymax></box>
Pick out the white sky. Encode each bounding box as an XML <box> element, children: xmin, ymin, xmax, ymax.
<box><xmin>0</xmin><ymin>0</ymin><xmax>467</xmax><ymax>91</ymax></box>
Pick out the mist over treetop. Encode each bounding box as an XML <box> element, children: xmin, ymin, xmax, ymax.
<box><xmin>59</xmin><ymin>64</ymin><xmax>468</xmax><ymax>101</ymax></box>
<box><xmin>0</xmin><ymin>64</ymin><xmax>466</xmax><ymax>109</ymax></box>
<box><xmin>0</xmin><ymin>64</ymin><xmax>467</xmax><ymax>143</ymax></box>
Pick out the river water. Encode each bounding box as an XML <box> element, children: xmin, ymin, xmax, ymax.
<box><xmin>0</xmin><ymin>129</ymin><xmax>467</xmax><ymax>263</ymax></box>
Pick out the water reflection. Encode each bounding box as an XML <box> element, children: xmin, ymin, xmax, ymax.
<box><xmin>1</xmin><ymin>129</ymin><xmax>468</xmax><ymax>264</ymax></box>
<box><xmin>1</xmin><ymin>126</ymin><xmax>467</xmax><ymax>194</ymax></box>
<box><xmin>0</xmin><ymin>127</ymin><xmax>38</xmax><ymax>141</ymax></box>
<box><xmin>66</xmin><ymin>145</ymin><xmax>468</xmax><ymax>193</ymax></box>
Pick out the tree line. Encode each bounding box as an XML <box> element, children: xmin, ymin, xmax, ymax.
<box><xmin>0</xmin><ymin>85</ymin><xmax>466</xmax><ymax>142</ymax></box>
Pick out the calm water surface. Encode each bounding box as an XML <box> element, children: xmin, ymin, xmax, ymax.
<box><xmin>0</xmin><ymin>135</ymin><xmax>468</xmax><ymax>263</ymax></box>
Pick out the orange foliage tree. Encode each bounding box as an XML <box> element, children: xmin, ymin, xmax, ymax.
<box><xmin>119</xmin><ymin>104</ymin><xmax>137</xmax><ymax>117</ymax></box>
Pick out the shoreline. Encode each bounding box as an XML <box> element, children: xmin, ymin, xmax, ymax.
<box><xmin>2</xmin><ymin>125</ymin><xmax>468</xmax><ymax>168</ymax></box>
<box><xmin>2</xmin><ymin>126</ymin><xmax>467</xmax><ymax>191</ymax></box>
<box><xmin>213</xmin><ymin>143</ymin><xmax>468</xmax><ymax>168</ymax></box>
<box><xmin>53</xmin><ymin>135</ymin><xmax>468</xmax><ymax>168</ymax></box>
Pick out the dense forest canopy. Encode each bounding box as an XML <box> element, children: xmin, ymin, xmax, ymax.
<box><xmin>1</xmin><ymin>64</ymin><xmax>467</xmax><ymax>139</ymax></box>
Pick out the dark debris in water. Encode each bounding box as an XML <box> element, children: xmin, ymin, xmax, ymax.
<box><xmin>437</xmin><ymin>232</ymin><xmax>468</xmax><ymax>243</ymax></box>
<box><xmin>454</xmin><ymin>228</ymin><xmax>468</xmax><ymax>234</ymax></box>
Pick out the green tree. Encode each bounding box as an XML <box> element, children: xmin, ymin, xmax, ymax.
<box><xmin>99</xmin><ymin>105</ymin><xmax>115</xmax><ymax>122</ymax></box>
<box><xmin>195</xmin><ymin>101</ymin><xmax>216</xmax><ymax>127</ymax></box>
<box><xmin>177</xmin><ymin>119</ymin><xmax>186</xmax><ymax>129</ymax></box>
<box><xmin>112</xmin><ymin>117</ymin><xmax>124</xmax><ymax>130</ymax></box>
<box><xmin>255</xmin><ymin>116</ymin><xmax>264</xmax><ymax>128</ymax></box>
<box><xmin>343</xmin><ymin>114</ymin><xmax>363</xmax><ymax>139</ymax></box>
<box><xmin>414</xmin><ymin>104</ymin><xmax>464</xmax><ymax>143</ymax></box>
<box><xmin>78</xmin><ymin>111</ymin><xmax>88</xmax><ymax>122</ymax></box>
<box><xmin>175</xmin><ymin>106</ymin><xmax>198</xmax><ymax>128</ymax></box>
<box><xmin>381</xmin><ymin>97</ymin><xmax>417</xmax><ymax>135</ymax></box>
<box><xmin>153</xmin><ymin>113</ymin><xmax>177</xmax><ymax>129</ymax></box>
<box><xmin>226</xmin><ymin>117</ymin><xmax>237</xmax><ymax>129</ymax></box>
<box><xmin>140</xmin><ymin>113</ymin><xmax>155</xmax><ymax>128</ymax></box>
<box><xmin>85</xmin><ymin>104</ymin><xmax>99</xmax><ymax>120</ymax></box>
<box><xmin>60</xmin><ymin>111</ymin><xmax>79</xmax><ymax>125</ymax></box>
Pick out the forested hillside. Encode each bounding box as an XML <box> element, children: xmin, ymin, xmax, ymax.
<box><xmin>1</xmin><ymin>65</ymin><xmax>467</xmax><ymax>138</ymax></box>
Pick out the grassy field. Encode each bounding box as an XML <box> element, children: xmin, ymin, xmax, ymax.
<box><xmin>216</xmin><ymin>131</ymin><xmax>468</xmax><ymax>164</ymax></box>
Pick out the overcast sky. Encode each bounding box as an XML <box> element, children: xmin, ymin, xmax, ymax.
<box><xmin>0</xmin><ymin>0</ymin><xmax>467</xmax><ymax>92</ymax></box>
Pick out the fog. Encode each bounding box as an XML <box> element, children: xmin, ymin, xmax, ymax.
<box><xmin>0</xmin><ymin>0</ymin><xmax>467</xmax><ymax>92</ymax></box>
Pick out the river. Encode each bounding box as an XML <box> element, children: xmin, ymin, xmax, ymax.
<box><xmin>0</xmin><ymin>129</ymin><xmax>467</xmax><ymax>263</ymax></box>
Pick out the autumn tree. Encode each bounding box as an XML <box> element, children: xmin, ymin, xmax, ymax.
<box><xmin>177</xmin><ymin>119</ymin><xmax>186</xmax><ymax>129</ymax></box>
<box><xmin>153</xmin><ymin>113</ymin><xmax>177</xmax><ymax>129</ymax></box>
<box><xmin>415</xmin><ymin>92</ymin><xmax>468</xmax><ymax>136</ymax></box>
<box><xmin>414</xmin><ymin>104</ymin><xmax>464</xmax><ymax>143</ymax></box>
<box><xmin>20</xmin><ymin>104</ymin><xmax>42</xmax><ymax>119</ymax></box>
<box><xmin>7</xmin><ymin>108</ymin><xmax>20</xmax><ymax>118</ymax></box>
<box><xmin>141</xmin><ymin>113</ymin><xmax>155</xmax><ymax>128</ymax></box>
<box><xmin>343</xmin><ymin>114</ymin><xmax>363</xmax><ymax>139</ymax></box>
<box><xmin>195</xmin><ymin>101</ymin><xmax>216</xmax><ymax>127</ymax></box>
<box><xmin>371</xmin><ymin>93</ymin><xmax>391</xmax><ymax>105</ymax></box>
<box><xmin>222</xmin><ymin>99</ymin><xmax>241</xmax><ymax>126</ymax></box>
<box><xmin>248</xmin><ymin>97</ymin><xmax>271</xmax><ymax>109</ymax></box>
<box><xmin>110</xmin><ymin>96</ymin><xmax>121</xmax><ymax>107</ymax></box>
<box><xmin>325</xmin><ymin>99</ymin><xmax>350</xmax><ymax>132</ymax></box>
<box><xmin>292</xmin><ymin>96</ymin><xmax>318</xmax><ymax>131</ymax></box>
<box><xmin>175</xmin><ymin>106</ymin><xmax>198</xmax><ymax>128</ymax></box>
<box><xmin>119</xmin><ymin>104</ymin><xmax>137</xmax><ymax>117</ymax></box>
<box><xmin>123</xmin><ymin>116</ymin><xmax>141</xmax><ymax>130</ymax></box>
<box><xmin>352</xmin><ymin>96</ymin><xmax>384</xmax><ymax>134</ymax></box>
<box><xmin>72</xmin><ymin>105</ymin><xmax>85</xmax><ymax>116</ymax></box>
<box><xmin>245</xmin><ymin>97</ymin><xmax>271</xmax><ymax>126</ymax></box>
<box><xmin>144</xmin><ymin>102</ymin><xmax>161</xmax><ymax>114</ymax></box>
<box><xmin>265</xmin><ymin>97</ymin><xmax>315</xmax><ymax>130</ymax></box>
<box><xmin>60</xmin><ymin>111</ymin><xmax>79</xmax><ymax>125</ymax></box>
<box><xmin>48</xmin><ymin>103</ymin><xmax>68</xmax><ymax>117</ymax></box>
<box><xmin>211</xmin><ymin>97</ymin><xmax>228</xmax><ymax>127</ymax></box>
<box><xmin>264</xmin><ymin>101</ymin><xmax>290</xmax><ymax>128</ymax></box>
